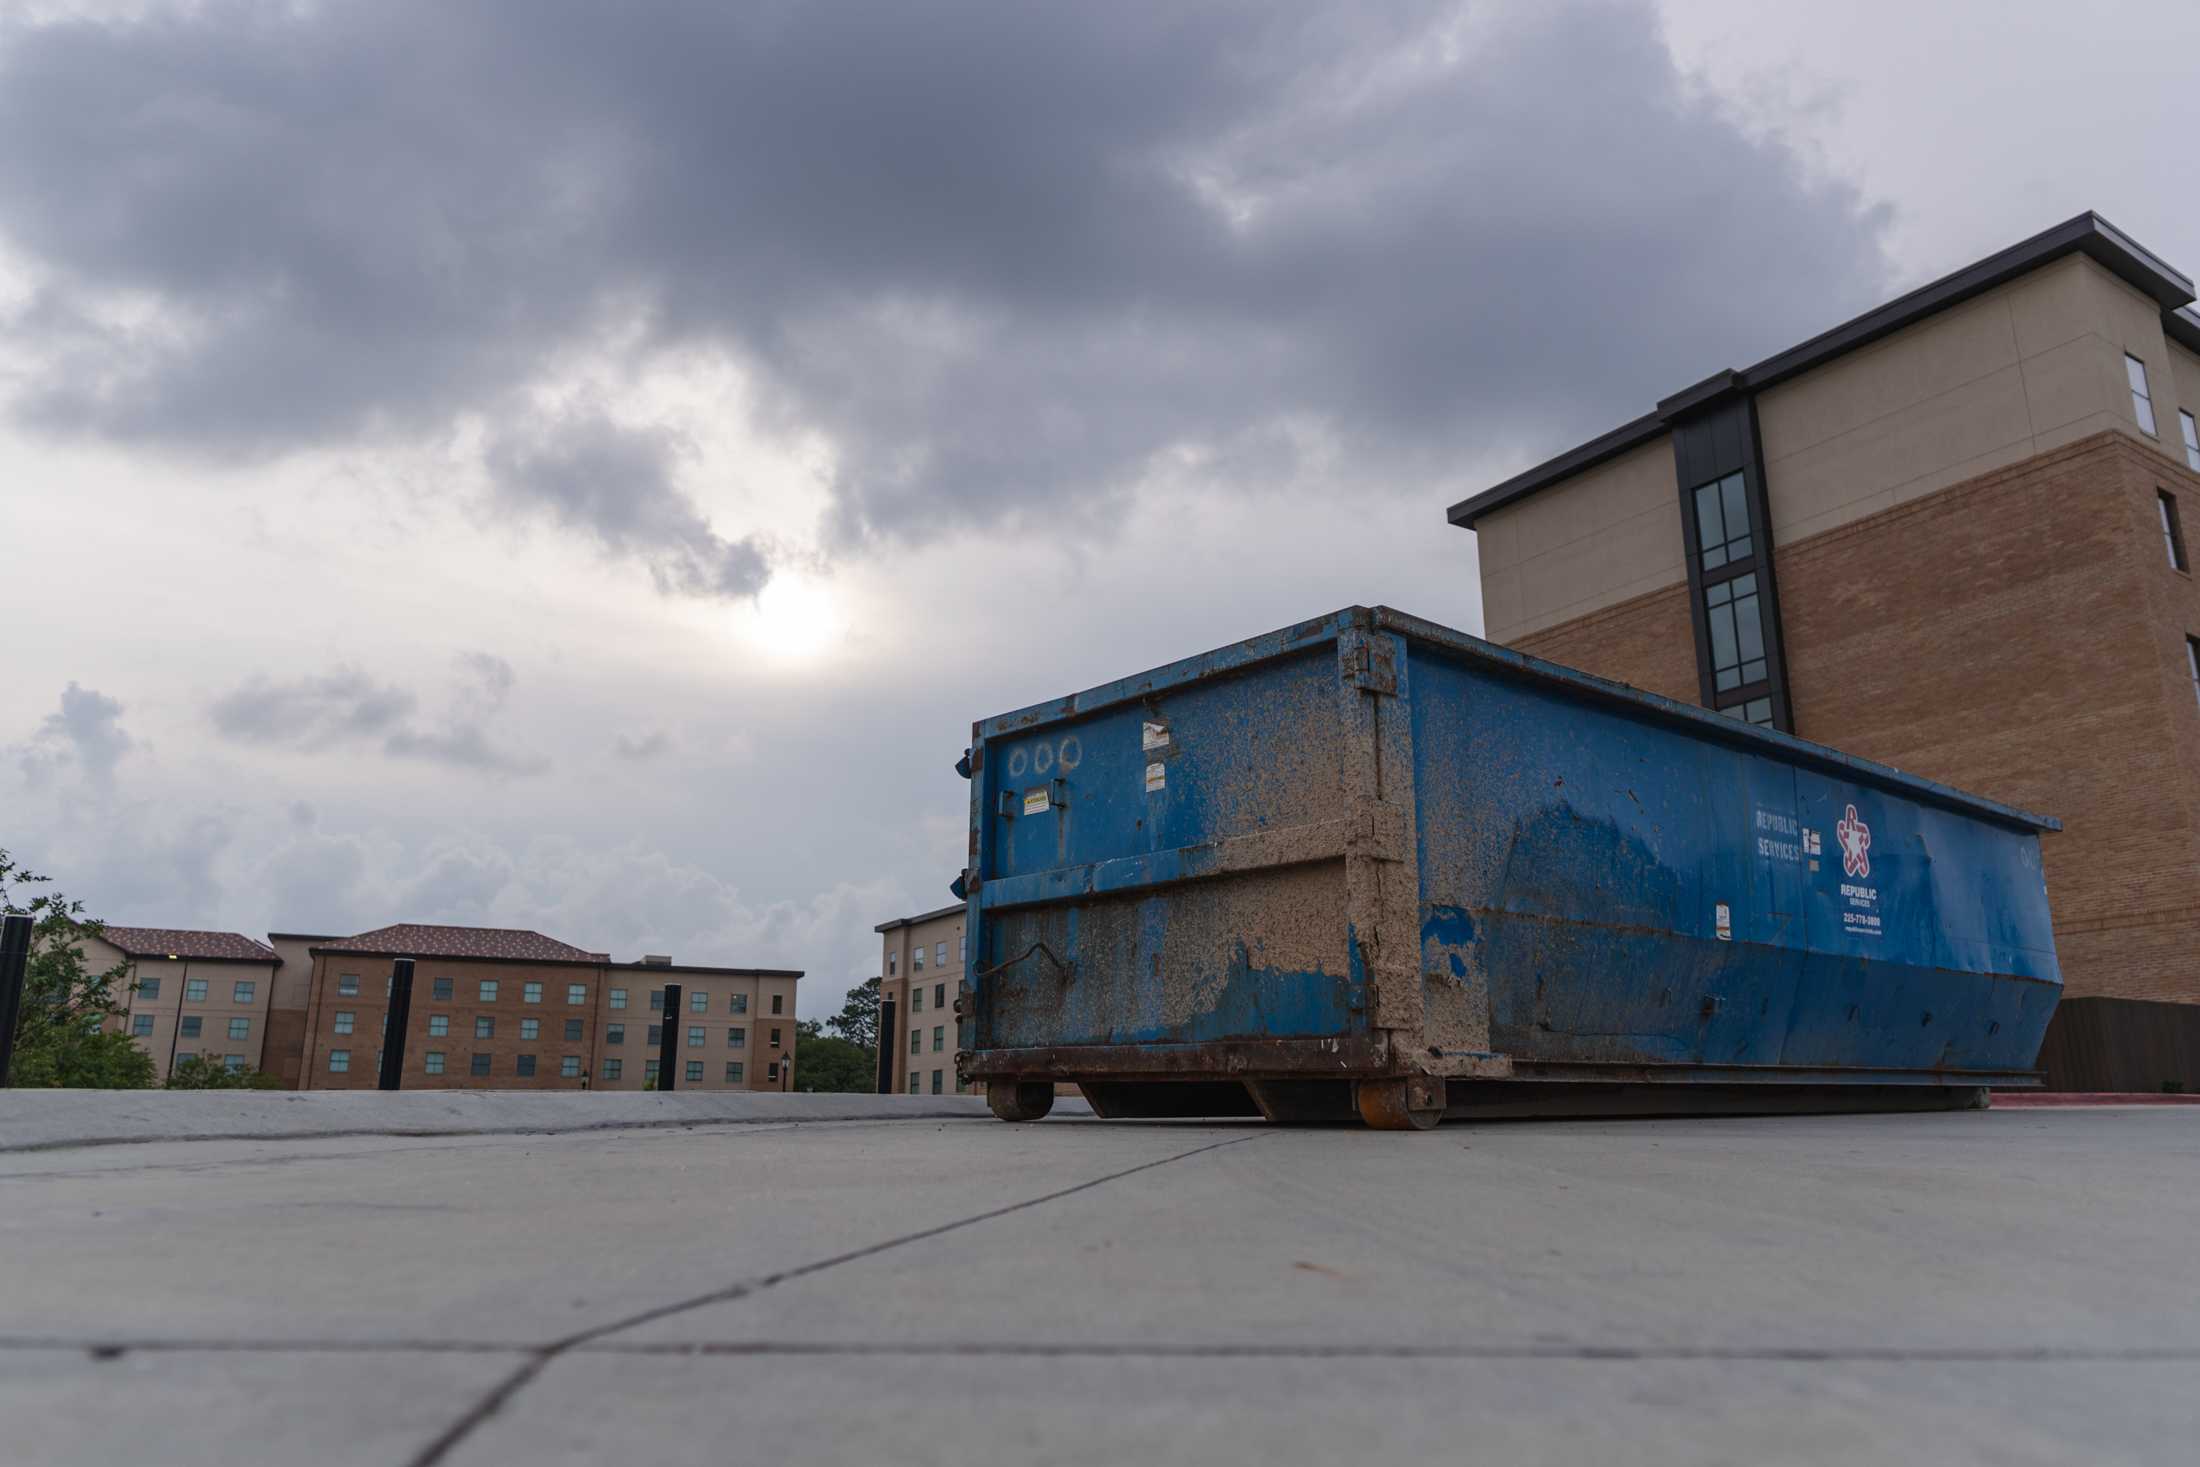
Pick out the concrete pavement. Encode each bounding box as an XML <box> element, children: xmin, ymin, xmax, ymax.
<box><xmin>2</xmin><ymin>1095</ymin><xmax>2196</xmax><ymax>1465</ymax></box>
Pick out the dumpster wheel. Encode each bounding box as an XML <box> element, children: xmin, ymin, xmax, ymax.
<box><xmin>1355</xmin><ymin>1078</ymin><xmax>1443</xmax><ymax>1131</ymax></box>
<box><xmin>987</xmin><ymin>1082</ymin><xmax>1056</xmax><ymax>1122</ymax></box>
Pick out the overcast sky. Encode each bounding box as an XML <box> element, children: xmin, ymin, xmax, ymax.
<box><xmin>3</xmin><ymin>1</ymin><xmax>2195</xmax><ymax>1020</ymax></box>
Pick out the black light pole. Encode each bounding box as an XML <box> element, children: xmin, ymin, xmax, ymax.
<box><xmin>377</xmin><ymin>958</ymin><xmax>416</xmax><ymax>1091</ymax></box>
<box><xmin>0</xmin><ymin>913</ymin><xmax>32</xmax><ymax>1088</ymax></box>
<box><xmin>875</xmin><ymin>994</ymin><xmax>897</xmax><ymax>1094</ymax></box>
<box><xmin>656</xmin><ymin>982</ymin><xmax>681</xmax><ymax>1090</ymax></box>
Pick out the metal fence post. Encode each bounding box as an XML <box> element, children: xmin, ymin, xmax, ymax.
<box><xmin>377</xmin><ymin>957</ymin><xmax>415</xmax><ymax>1091</ymax></box>
<box><xmin>0</xmin><ymin>913</ymin><xmax>32</xmax><ymax>1088</ymax></box>
<box><xmin>657</xmin><ymin>981</ymin><xmax>681</xmax><ymax>1090</ymax></box>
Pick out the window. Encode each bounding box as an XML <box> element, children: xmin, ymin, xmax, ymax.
<box><xmin>888</xmin><ymin>952</ymin><xmax>897</xmax><ymax>976</ymax></box>
<box><xmin>932</xmin><ymin>1070</ymin><xmax>943</xmax><ymax>1095</ymax></box>
<box><xmin>912</xmin><ymin>945</ymin><xmax>925</xmax><ymax>971</ymax></box>
<box><xmin>935</xmin><ymin>983</ymin><xmax>945</xmax><ymax>1009</ymax></box>
<box><xmin>766</xmin><ymin>1062</ymin><xmax>780</xmax><ymax>1083</ymax></box>
<box><xmin>2183</xmin><ymin>410</ymin><xmax>2200</xmax><ymax>472</ymax></box>
<box><xmin>227</xmin><ymin>1017</ymin><xmax>250</xmax><ymax>1041</ymax></box>
<box><xmin>725</xmin><ymin>1062</ymin><xmax>744</xmax><ymax>1083</ymax></box>
<box><xmin>911</xmin><ymin>987</ymin><xmax>923</xmax><ymax>1014</ymax></box>
<box><xmin>224</xmin><ymin>1056</ymin><xmax>247</xmax><ymax>1073</ymax></box>
<box><xmin>647</xmin><ymin>1024</ymin><xmax>663</xmax><ymax>1046</ymax></box>
<box><xmin>561</xmin><ymin>1056</ymin><xmax>580</xmax><ymax>1078</ymax></box>
<box><xmin>649</xmin><ymin>989</ymin><xmax>664</xmax><ymax>1012</ymax></box>
<box><xmin>930</xmin><ymin>1024</ymin><xmax>945</xmax><ymax>1052</ymax></box>
<box><xmin>644</xmin><ymin>1059</ymin><xmax>660</xmax><ymax>1083</ymax></box>
<box><xmin>770</xmin><ymin>1027</ymin><xmax>782</xmax><ymax>1048</ymax></box>
<box><xmin>328</xmin><ymin>1049</ymin><xmax>351</xmax><ymax>1073</ymax></box>
<box><xmin>908</xmin><ymin>1073</ymin><xmax>919</xmax><ymax>1094</ymax></box>
<box><xmin>685</xmin><ymin>1060</ymin><xmax>703</xmax><ymax>1083</ymax></box>
<box><xmin>476</xmin><ymin>1016</ymin><xmax>495</xmax><ymax>1039</ymax></box>
<box><xmin>520</xmin><ymin>1018</ymin><xmax>540</xmax><ymax>1040</ymax></box>
<box><xmin>690</xmin><ymin>991</ymin><xmax>709</xmax><ymax>1013</ymax></box>
<box><xmin>471</xmin><ymin>1053</ymin><xmax>492</xmax><ymax>1076</ymax></box>
<box><xmin>687</xmin><ymin>1025</ymin><xmax>705</xmax><ymax>1049</ymax></box>
<box><xmin>479</xmin><ymin>980</ymin><xmax>498</xmax><ymax>1002</ymax></box>
<box><xmin>517</xmin><ymin>1054</ymin><xmax>537</xmax><ymax>1077</ymax></box>
<box><xmin>603</xmin><ymin>1058</ymin><xmax>623</xmax><ymax>1081</ymax></box>
<box><xmin>934</xmin><ymin>942</ymin><xmax>947</xmax><ymax>968</ymax></box>
<box><xmin>2163</xmin><ymin>491</ymin><xmax>2189</xmax><ymax>571</ymax></box>
<box><xmin>132</xmin><ymin>1014</ymin><xmax>154</xmax><ymax>1037</ymax></box>
<box><xmin>339</xmin><ymin>974</ymin><xmax>359</xmax><ymax>996</ymax></box>
<box><xmin>1691</xmin><ymin>471</ymin><xmax>1753</xmax><ymax>572</ymax></box>
<box><xmin>567</xmin><ymin>983</ymin><xmax>587</xmax><ymax>1005</ymax></box>
<box><xmin>432</xmin><ymin>977</ymin><xmax>453</xmax><ymax>1001</ymax></box>
<box><xmin>564</xmin><ymin>1018</ymin><xmax>583</xmax><ymax>1041</ymax></box>
<box><xmin>2188</xmin><ymin>637</ymin><xmax>2200</xmax><ymax>710</ymax></box>
<box><xmin>523</xmin><ymin>982</ymin><xmax>542</xmax><ymax>1004</ymax></box>
<box><xmin>233</xmin><ymin>981</ymin><xmax>256</xmax><ymax>1003</ymax></box>
<box><xmin>1719</xmin><ymin>698</ymin><xmax>1776</xmax><ymax>727</ymax></box>
<box><xmin>428</xmin><ymin>1014</ymin><xmax>449</xmax><ymax>1037</ymax></box>
<box><xmin>184</xmin><ymin>978</ymin><xmax>209</xmax><ymax>1002</ymax></box>
<box><xmin>910</xmin><ymin>1029</ymin><xmax>921</xmax><ymax>1054</ymax></box>
<box><xmin>425</xmin><ymin>1051</ymin><xmax>446</xmax><ymax>1075</ymax></box>
<box><xmin>609</xmin><ymin>987</ymin><xmax>628</xmax><ymax>1010</ymax></box>
<box><xmin>959</xmin><ymin>936</ymin><xmax>966</xmax><ymax>963</ymax></box>
<box><xmin>180</xmin><ymin>1016</ymin><xmax>202</xmax><ymax>1038</ymax></box>
<box><xmin>334</xmin><ymin>1011</ymin><xmax>356</xmax><ymax>1035</ymax></box>
<box><xmin>729</xmin><ymin>993</ymin><xmax>748</xmax><ymax>1014</ymax></box>
<box><xmin>607</xmin><ymin>1023</ymin><xmax>625</xmax><ymax>1046</ymax></box>
<box><xmin>138</xmin><ymin>977</ymin><xmax>160</xmax><ymax>1000</ymax></box>
<box><xmin>2128</xmin><ymin>354</ymin><xmax>2158</xmax><ymax>436</ymax></box>
<box><xmin>1703</xmin><ymin>573</ymin><xmax>1768</xmax><ymax>694</ymax></box>
<box><xmin>727</xmin><ymin>1027</ymin><xmax>745</xmax><ymax>1048</ymax></box>
<box><xmin>771</xmin><ymin>993</ymin><xmax>783</xmax><ymax>1015</ymax></box>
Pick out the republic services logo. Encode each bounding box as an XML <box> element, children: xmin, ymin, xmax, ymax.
<box><xmin>1836</xmin><ymin>803</ymin><xmax>1872</xmax><ymax>879</ymax></box>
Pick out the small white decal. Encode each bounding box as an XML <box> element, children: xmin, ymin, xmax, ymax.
<box><xmin>1022</xmin><ymin>787</ymin><xmax>1051</xmax><ymax>816</ymax></box>
<box><xmin>1714</xmin><ymin>903</ymin><xmax>1732</xmax><ymax>942</ymax></box>
<box><xmin>1142</xmin><ymin>721</ymin><xmax>1170</xmax><ymax>751</ymax></box>
<box><xmin>1144</xmin><ymin>761</ymin><xmax>1166</xmax><ymax>793</ymax></box>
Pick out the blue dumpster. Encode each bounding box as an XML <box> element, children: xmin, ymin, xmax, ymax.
<box><xmin>956</xmin><ymin>607</ymin><xmax>2061</xmax><ymax>1128</ymax></box>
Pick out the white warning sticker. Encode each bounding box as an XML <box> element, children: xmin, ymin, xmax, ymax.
<box><xmin>1714</xmin><ymin>902</ymin><xmax>1732</xmax><ymax>942</ymax></box>
<box><xmin>1022</xmin><ymin>787</ymin><xmax>1050</xmax><ymax>816</ymax></box>
<box><xmin>1142</xmin><ymin>721</ymin><xmax>1170</xmax><ymax>751</ymax></box>
<box><xmin>1144</xmin><ymin>761</ymin><xmax>1166</xmax><ymax>793</ymax></box>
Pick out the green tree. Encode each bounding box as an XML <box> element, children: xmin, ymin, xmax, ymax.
<box><xmin>0</xmin><ymin>848</ymin><xmax>157</xmax><ymax>1089</ymax></box>
<box><xmin>825</xmin><ymin>974</ymin><xmax>881</xmax><ymax>1052</ymax></box>
<box><xmin>793</xmin><ymin>1018</ymin><xmax>876</xmax><ymax>1093</ymax></box>
<box><xmin>164</xmin><ymin>1054</ymin><xmax>280</xmax><ymax>1090</ymax></box>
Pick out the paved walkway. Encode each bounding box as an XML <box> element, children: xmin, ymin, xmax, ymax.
<box><xmin>2</xmin><ymin>1096</ymin><xmax>2195</xmax><ymax>1465</ymax></box>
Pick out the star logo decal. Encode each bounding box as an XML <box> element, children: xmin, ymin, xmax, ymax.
<box><xmin>1836</xmin><ymin>803</ymin><xmax>1871</xmax><ymax>879</ymax></box>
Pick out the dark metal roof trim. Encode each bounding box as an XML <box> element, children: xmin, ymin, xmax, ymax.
<box><xmin>1449</xmin><ymin>212</ymin><xmax>2195</xmax><ymax>528</ymax></box>
<box><xmin>873</xmin><ymin>903</ymin><xmax>966</xmax><ymax>933</ymax></box>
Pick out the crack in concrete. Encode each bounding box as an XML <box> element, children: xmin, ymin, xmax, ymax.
<box><xmin>403</xmin><ymin>1130</ymin><xmax>1268</xmax><ymax>1466</ymax></box>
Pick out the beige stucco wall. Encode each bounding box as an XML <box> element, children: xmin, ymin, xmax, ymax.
<box><xmin>589</xmin><ymin>968</ymin><xmax>799</xmax><ymax>1092</ymax></box>
<box><xmin>1474</xmin><ymin>434</ymin><xmax>1685</xmax><ymax>643</ymax></box>
<box><xmin>2168</xmin><ymin>340</ymin><xmax>2200</xmax><ymax>460</ymax></box>
<box><xmin>880</xmin><ymin>909</ymin><xmax>966</xmax><ymax>1096</ymax></box>
<box><xmin>1758</xmin><ymin>254</ymin><xmax>2195</xmax><ymax>545</ymax></box>
<box><xmin>87</xmin><ymin>938</ymin><xmax>278</xmax><ymax>1082</ymax></box>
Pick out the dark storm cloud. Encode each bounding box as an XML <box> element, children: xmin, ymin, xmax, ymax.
<box><xmin>209</xmin><ymin>656</ymin><xmax>548</xmax><ymax>775</ymax></box>
<box><xmin>0</xmin><ymin>1</ymin><xmax>1889</xmax><ymax>553</ymax></box>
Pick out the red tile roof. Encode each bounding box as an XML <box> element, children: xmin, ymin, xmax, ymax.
<box><xmin>96</xmin><ymin>927</ymin><xmax>280</xmax><ymax>963</ymax></box>
<box><xmin>314</xmin><ymin>923</ymin><xmax>601</xmax><ymax>964</ymax></box>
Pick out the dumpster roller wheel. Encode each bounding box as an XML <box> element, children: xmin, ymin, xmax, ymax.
<box><xmin>1355</xmin><ymin>1077</ymin><xmax>1444</xmax><ymax>1131</ymax></box>
<box><xmin>987</xmin><ymin>1082</ymin><xmax>1056</xmax><ymax>1123</ymax></box>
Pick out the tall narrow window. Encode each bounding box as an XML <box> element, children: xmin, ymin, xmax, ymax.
<box><xmin>2182</xmin><ymin>410</ymin><xmax>2200</xmax><ymax>472</ymax></box>
<box><xmin>1704</xmin><ymin>573</ymin><xmax>1768</xmax><ymax>695</ymax></box>
<box><xmin>2161</xmin><ymin>490</ymin><xmax>2189</xmax><ymax>571</ymax></box>
<box><xmin>2127</xmin><ymin>355</ymin><xmax>2157</xmax><ymax>436</ymax></box>
<box><xmin>1692</xmin><ymin>471</ymin><xmax>1752</xmax><ymax>571</ymax></box>
<box><xmin>2188</xmin><ymin>637</ymin><xmax>2200</xmax><ymax>710</ymax></box>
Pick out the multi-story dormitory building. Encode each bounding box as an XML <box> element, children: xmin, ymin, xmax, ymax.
<box><xmin>1447</xmin><ymin>212</ymin><xmax>2200</xmax><ymax>1091</ymax></box>
<box><xmin>92</xmin><ymin>921</ymin><xmax>799</xmax><ymax>1091</ymax></box>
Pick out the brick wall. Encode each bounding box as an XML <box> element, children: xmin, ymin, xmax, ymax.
<box><xmin>1502</xmin><ymin>430</ymin><xmax>2200</xmax><ymax>1009</ymax></box>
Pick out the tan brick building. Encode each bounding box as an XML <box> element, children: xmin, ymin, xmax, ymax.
<box><xmin>284</xmin><ymin>924</ymin><xmax>799</xmax><ymax>1092</ymax></box>
<box><xmin>876</xmin><ymin>903</ymin><xmax>968</xmax><ymax>1096</ymax></box>
<box><xmin>87</xmin><ymin>927</ymin><xmax>283</xmax><ymax>1082</ymax></box>
<box><xmin>1448</xmin><ymin>211</ymin><xmax>2200</xmax><ymax>1090</ymax></box>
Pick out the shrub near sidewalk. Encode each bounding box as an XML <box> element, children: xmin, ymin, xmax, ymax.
<box><xmin>164</xmin><ymin>1054</ymin><xmax>280</xmax><ymax>1090</ymax></box>
<box><xmin>0</xmin><ymin>847</ymin><xmax>157</xmax><ymax>1089</ymax></box>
